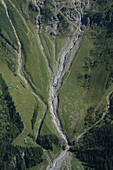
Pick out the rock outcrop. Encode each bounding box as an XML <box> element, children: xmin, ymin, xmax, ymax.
<box><xmin>37</xmin><ymin>0</ymin><xmax>90</xmax><ymax>35</ymax></box>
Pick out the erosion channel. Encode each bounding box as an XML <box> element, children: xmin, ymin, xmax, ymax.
<box><xmin>1</xmin><ymin>0</ymin><xmax>88</xmax><ymax>169</ymax></box>
<box><xmin>42</xmin><ymin>0</ymin><xmax>85</xmax><ymax>169</ymax></box>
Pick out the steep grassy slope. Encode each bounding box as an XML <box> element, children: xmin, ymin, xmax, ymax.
<box><xmin>40</xmin><ymin>32</ymin><xmax>55</xmax><ymax>71</ymax></box>
<box><xmin>0</xmin><ymin>0</ymin><xmax>62</xmax><ymax>167</ymax></box>
<box><xmin>1</xmin><ymin>0</ymin><xmax>113</xmax><ymax>169</ymax></box>
<box><xmin>0</xmin><ymin>74</ymin><xmax>43</xmax><ymax>169</ymax></box>
<box><xmin>0</xmin><ymin>62</ymin><xmax>38</xmax><ymax>147</ymax></box>
<box><xmin>58</xmin><ymin>0</ymin><xmax>113</xmax><ymax>141</ymax></box>
<box><xmin>57</xmin><ymin>0</ymin><xmax>113</xmax><ymax>169</ymax></box>
<box><xmin>71</xmin><ymin>93</ymin><xmax>113</xmax><ymax>169</ymax></box>
<box><xmin>58</xmin><ymin>27</ymin><xmax>113</xmax><ymax>141</ymax></box>
<box><xmin>5</xmin><ymin>0</ymin><xmax>50</xmax><ymax>101</ymax></box>
<box><xmin>0</xmin><ymin>0</ymin><xmax>48</xmax><ymax>147</ymax></box>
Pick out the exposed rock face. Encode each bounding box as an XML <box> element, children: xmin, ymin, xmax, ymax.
<box><xmin>37</xmin><ymin>0</ymin><xmax>90</xmax><ymax>35</ymax></box>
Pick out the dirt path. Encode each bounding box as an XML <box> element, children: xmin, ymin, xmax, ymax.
<box><xmin>8</xmin><ymin>0</ymin><xmax>30</xmax><ymax>35</ymax></box>
<box><xmin>2</xmin><ymin>0</ymin><xmax>110</xmax><ymax>169</ymax></box>
<box><xmin>1</xmin><ymin>0</ymin><xmax>47</xmax><ymax>141</ymax></box>
<box><xmin>75</xmin><ymin>91</ymin><xmax>112</xmax><ymax>144</ymax></box>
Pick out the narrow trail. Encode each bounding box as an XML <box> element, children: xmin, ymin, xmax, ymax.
<box><xmin>40</xmin><ymin>0</ymin><xmax>113</xmax><ymax>169</ymax></box>
<box><xmin>75</xmin><ymin>91</ymin><xmax>112</xmax><ymax>144</ymax></box>
<box><xmin>2</xmin><ymin>0</ymin><xmax>112</xmax><ymax>169</ymax></box>
<box><xmin>1</xmin><ymin>0</ymin><xmax>47</xmax><ymax>140</ymax></box>
<box><xmin>8</xmin><ymin>0</ymin><xmax>30</xmax><ymax>35</ymax></box>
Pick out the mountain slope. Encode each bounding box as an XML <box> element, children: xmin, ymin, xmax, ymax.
<box><xmin>0</xmin><ymin>0</ymin><xmax>113</xmax><ymax>169</ymax></box>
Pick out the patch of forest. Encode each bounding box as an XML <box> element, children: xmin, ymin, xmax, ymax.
<box><xmin>69</xmin><ymin>0</ymin><xmax>113</xmax><ymax>169</ymax></box>
<box><xmin>70</xmin><ymin>93</ymin><xmax>113</xmax><ymax>170</ymax></box>
<box><xmin>36</xmin><ymin>134</ymin><xmax>60</xmax><ymax>150</ymax></box>
<box><xmin>0</xmin><ymin>74</ymin><xmax>43</xmax><ymax>169</ymax></box>
<box><xmin>70</xmin><ymin>1</ymin><xmax>113</xmax><ymax>169</ymax></box>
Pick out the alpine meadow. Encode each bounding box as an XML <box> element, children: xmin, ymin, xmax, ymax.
<box><xmin>0</xmin><ymin>0</ymin><xmax>113</xmax><ymax>169</ymax></box>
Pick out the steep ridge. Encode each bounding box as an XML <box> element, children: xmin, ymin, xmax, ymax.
<box><xmin>58</xmin><ymin>0</ymin><xmax>113</xmax><ymax>169</ymax></box>
<box><xmin>74</xmin><ymin>91</ymin><xmax>113</xmax><ymax>144</ymax></box>
<box><xmin>1</xmin><ymin>0</ymin><xmax>47</xmax><ymax>142</ymax></box>
<box><xmin>1</xmin><ymin>0</ymin><xmax>113</xmax><ymax>169</ymax></box>
<box><xmin>36</xmin><ymin>3</ymin><xmax>53</xmax><ymax>77</ymax></box>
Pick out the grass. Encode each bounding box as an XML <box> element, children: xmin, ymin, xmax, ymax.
<box><xmin>49</xmin><ymin>144</ymin><xmax>61</xmax><ymax>161</ymax></box>
<box><xmin>0</xmin><ymin>35</ymin><xmax>17</xmax><ymax>73</ymax></box>
<box><xmin>0</xmin><ymin>62</ymin><xmax>37</xmax><ymax>146</ymax></box>
<box><xmin>0</xmin><ymin>1</ymin><xmax>18</xmax><ymax>50</ymax></box>
<box><xmin>55</xmin><ymin>35</ymin><xmax>67</xmax><ymax>61</ymax></box>
<box><xmin>29</xmin><ymin>155</ymin><xmax>48</xmax><ymax>170</ymax></box>
<box><xmin>0</xmin><ymin>61</ymin><xmax>46</xmax><ymax>148</ymax></box>
<box><xmin>39</xmin><ymin>110</ymin><xmax>56</xmax><ymax>135</ymax></box>
<box><xmin>40</xmin><ymin>31</ymin><xmax>55</xmax><ymax>71</ymax></box>
<box><xmin>39</xmin><ymin>109</ymin><xmax>62</xmax><ymax>140</ymax></box>
<box><xmin>45</xmin><ymin>144</ymin><xmax>61</xmax><ymax>162</ymax></box>
<box><xmin>58</xmin><ymin>32</ymin><xmax>94</xmax><ymax>140</ymax></box>
<box><xmin>39</xmin><ymin>110</ymin><xmax>62</xmax><ymax>159</ymax></box>
<box><xmin>1</xmin><ymin>0</ymin><xmax>59</xmax><ymax>154</ymax></box>
<box><xmin>58</xmin><ymin>28</ymin><xmax>112</xmax><ymax>141</ymax></box>
<box><xmin>5</xmin><ymin>0</ymin><xmax>50</xmax><ymax>102</ymax></box>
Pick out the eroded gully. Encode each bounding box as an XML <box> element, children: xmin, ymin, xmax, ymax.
<box><xmin>35</xmin><ymin>0</ymin><xmax>84</xmax><ymax>169</ymax></box>
<box><xmin>1</xmin><ymin>0</ymin><xmax>47</xmax><ymax>140</ymax></box>
<box><xmin>36</xmin><ymin>0</ymin><xmax>113</xmax><ymax>169</ymax></box>
<box><xmin>2</xmin><ymin>0</ymin><xmax>111</xmax><ymax>169</ymax></box>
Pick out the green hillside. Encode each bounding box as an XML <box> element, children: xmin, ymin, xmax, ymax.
<box><xmin>0</xmin><ymin>0</ymin><xmax>113</xmax><ymax>169</ymax></box>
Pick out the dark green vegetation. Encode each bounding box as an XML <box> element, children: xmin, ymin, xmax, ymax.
<box><xmin>24</xmin><ymin>147</ymin><xmax>43</xmax><ymax>168</ymax></box>
<box><xmin>64</xmin><ymin>0</ymin><xmax>113</xmax><ymax>169</ymax></box>
<box><xmin>0</xmin><ymin>74</ymin><xmax>23</xmax><ymax>143</ymax></box>
<box><xmin>0</xmin><ymin>4</ymin><xmax>18</xmax><ymax>73</ymax></box>
<box><xmin>40</xmin><ymin>1</ymin><xmax>54</xmax><ymax>24</ymax></box>
<box><xmin>1</xmin><ymin>0</ymin><xmax>113</xmax><ymax>169</ymax></box>
<box><xmin>36</xmin><ymin>134</ymin><xmax>60</xmax><ymax>150</ymax></box>
<box><xmin>57</xmin><ymin>13</ymin><xmax>69</xmax><ymax>33</ymax></box>
<box><xmin>0</xmin><ymin>74</ymin><xmax>43</xmax><ymax>169</ymax></box>
<box><xmin>27</xmin><ymin>2</ymin><xmax>39</xmax><ymax>24</ymax></box>
<box><xmin>70</xmin><ymin>93</ymin><xmax>113</xmax><ymax>170</ymax></box>
<box><xmin>0</xmin><ymin>0</ymin><xmax>62</xmax><ymax>168</ymax></box>
<box><xmin>31</xmin><ymin>105</ymin><xmax>38</xmax><ymax>130</ymax></box>
<box><xmin>58</xmin><ymin>0</ymin><xmax>113</xmax><ymax>139</ymax></box>
<box><xmin>39</xmin><ymin>0</ymin><xmax>71</xmax><ymax>34</ymax></box>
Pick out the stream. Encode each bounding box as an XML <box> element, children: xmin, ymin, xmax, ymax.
<box><xmin>47</xmin><ymin>1</ymin><xmax>83</xmax><ymax>169</ymax></box>
<box><xmin>35</xmin><ymin>0</ymin><xmax>83</xmax><ymax>169</ymax></box>
<box><xmin>1</xmin><ymin>0</ymin><xmax>47</xmax><ymax>141</ymax></box>
<box><xmin>1</xmin><ymin>0</ymin><xmax>90</xmax><ymax>169</ymax></box>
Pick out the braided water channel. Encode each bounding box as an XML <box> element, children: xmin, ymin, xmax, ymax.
<box><xmin>47</xmin><ymin>1</ymin><xmax>83</xmax><ymax>169</ymax></box>
<box><xmin>2</xmin><ymin>0</ymin><xmax>111</xmax><ymax>169</ymax></box>
<box><xmin>1</xmin><ymin>0</ymin><xmax>86</xmax><ymax>169</ymax></box>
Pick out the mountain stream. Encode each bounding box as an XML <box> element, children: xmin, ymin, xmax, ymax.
<box><xmin>2</xmin><ymin>0</ymin><xmax>109</xmax><ymax>170</ymax></box>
